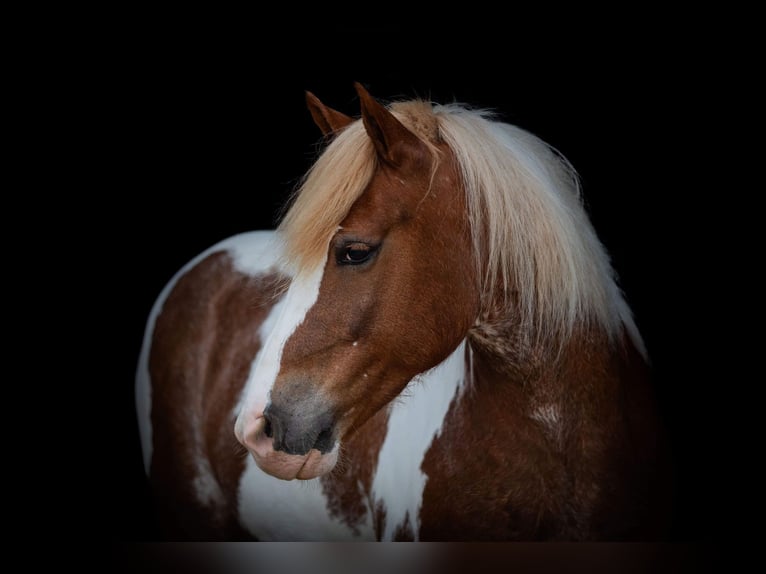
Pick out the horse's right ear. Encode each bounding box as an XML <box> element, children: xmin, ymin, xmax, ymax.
<box><xmin>306</xmin><ymin>91</ymin><xmax>354</xmax><ymax>136</ymax></box>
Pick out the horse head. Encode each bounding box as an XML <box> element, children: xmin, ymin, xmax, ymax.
<box><xmin>234</xmin><ymin>84</ymin><xmax>479</xmax><ymax>480</ymax></box>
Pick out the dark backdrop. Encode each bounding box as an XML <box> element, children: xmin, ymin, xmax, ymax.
<box><xmin>109</xmin><ymin>54</ymin><xmax>725</xmax><ymax>543</ymax></box>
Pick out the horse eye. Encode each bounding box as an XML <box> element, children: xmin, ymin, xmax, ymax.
<box><xmin>337</xmin><ymin>243</ymin><xmax>377</xmax><ymax>266</ymax></box>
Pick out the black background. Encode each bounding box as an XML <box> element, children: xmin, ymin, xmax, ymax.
<box><xmin>104</xmin><ymin>42</ymin><xmax>734</xmax><ymax>546</ymax></box>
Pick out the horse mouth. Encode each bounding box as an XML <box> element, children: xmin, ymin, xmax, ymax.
<box><xmin>240</xmin><ymin>416</ymin><xmax>339</xmax><ymax>480</ymax></box>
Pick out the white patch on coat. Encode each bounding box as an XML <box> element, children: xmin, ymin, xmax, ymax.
<box><xmin>371</xmin><ymin>340</ymin><xmax>468</xmax><ymax>540</ymax></box>
<box><xmin>192</xmin><ymin>453</ymin><xmax>225</xmax><ymax>509</ymax></box>
<box><xmin>233</xmin><ymin>341</ymin><xmax>468</xmax><ymax>541</ymax></box>
<box><xmin>530</xmin><ymin>403</ymin><xmax>563</xmax><ymax>445</ymax></box>
<box><xmin>234</xmin><ymin>261</ymin><xmax>326</xmax><ymax>438</ymax></box>
<box><xmin>530</xmin><ymin>403</ymin><xmax>560</xmax><ymax>427</ymax></box>
<box><xmin>135</xmin><ymin>230</ymin><xmax>280</xmax><ymax>475</ymax></box>
<box><xmin>237</xmin><ymin>457</ymin><xmax>374</xmax><ymax>540</ymax></box>
<box><xmin>232</xmin><ymin>294</ymin><xmax>287</xmax><ymax>420</ymax></box>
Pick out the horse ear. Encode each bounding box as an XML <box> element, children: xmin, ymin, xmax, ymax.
<box><xmin>354</xmin><ymin>82</ymin><xmax>427</xmax><ymax>168</ymax></box>
<box><xmin>305</xmin><ymin>91</ymin><xmax>354</xmax><ymax>136</ymax></box>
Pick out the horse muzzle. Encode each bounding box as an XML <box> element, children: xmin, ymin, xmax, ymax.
<box><xmin>236</xmin><ymin>411</ymin><xmax>339</xmax><ymax>481</ymax></box>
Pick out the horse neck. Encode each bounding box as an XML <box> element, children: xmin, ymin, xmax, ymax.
<box><xmin>467</xmin><ymin>305</ymin><xmax>646</xmax><ymax>420</ymax></box>
<box><xmin>463</xmin><ymin>312</ymin><xmax>665</xmax><ymax>539</ymax></box>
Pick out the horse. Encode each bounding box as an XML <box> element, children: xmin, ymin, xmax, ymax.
<box><xmin>136</xmin><ymin>83</ymin><xmax>670</xmax><ymax>541</ymax></box>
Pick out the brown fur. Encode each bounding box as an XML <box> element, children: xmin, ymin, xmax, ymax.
<box><xmin>306</xmin><ymin>90</ymin><xmax>353</xmax><ymax>136</ymax></box>
<box><xmin>148</xmin><ymin>252</ymin><xmax>285</xmax><ymax>540</ymax></box>
<box><xmin>320</xmin><ymin>407</ymin><xmax>391</xmax><ymax>535</ymax></box>
<box><xmin>418</xmin><ymin>325</ymin><xmax>669</xmax><ymax>540</ymax></box>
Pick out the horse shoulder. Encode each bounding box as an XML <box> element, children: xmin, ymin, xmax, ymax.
<box><xmin>418</xmin><ymin>327</ymin><xmax>668</xmax><ymax>540</ymax></box>
<box><xmin>136</xmin><ymin>231</ymin><xmax>285</xmax><ymax>538</ymax></box>
<box><xmin>546</xmin><ymin>327</ymin><xmax>670</xmax><ymax>539</ymax></box>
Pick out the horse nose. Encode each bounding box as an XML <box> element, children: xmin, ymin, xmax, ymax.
<box><xmin>263</xmin><ymin>402</ymin><xmax>336</xmax><ymax>455</ymax></box>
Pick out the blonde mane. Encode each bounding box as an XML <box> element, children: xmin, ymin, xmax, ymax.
<box><xmin>277</xmin><ymin>99</ymin><xmax>644</xmax><ymax>355</ymax></box>
<box><xmin>277</xmin><ymin>119</ymin><xmax>376</xmax><ymax>275</ymax></box>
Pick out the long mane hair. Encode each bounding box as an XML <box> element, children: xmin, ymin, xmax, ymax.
<box><xmin>277</xmin><ymin>98</ymin><xmax>645</xmax><ymax>355</ymax></box>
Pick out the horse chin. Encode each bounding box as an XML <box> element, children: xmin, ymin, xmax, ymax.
<box><xmin>250</xmin><ymin>441</ymin><xmax>339</xmax><ymax>481</ymax></box>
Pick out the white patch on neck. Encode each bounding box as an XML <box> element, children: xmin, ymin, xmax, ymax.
<box><xmin>235</xmin><ymin>340</ymin><xmax>468</xmax><ymax>541</ymax></box>
<box><xmin>235</xmin><ymin>261</ymin><xmax>326</xmax><ymax>433</ymax></box>
<box><xmin>530</xmin><ymin>403</ymin><xmax>560</xmax><ymax>426</ymax></box>
<box><xmin>237</xmin><ymin>458</ymin><xmax>374</xmax><ymax>540</ymax></box>
<box><xmin>530</xmin><ymin>403</ymin><xmax>563</xmax><ymax>446</ymax></box>
<box><xmin>371</xmin><ymin>340</ymin><xmax>468</xmax><ymax>541</ymax></box>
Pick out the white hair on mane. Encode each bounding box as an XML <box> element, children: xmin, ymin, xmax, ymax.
<box><xmin>277</xmin><ymin>120</ymin><xmax>376</xmax><ymax>275</ymax></box>
<box><xmin>434</xmin><ymin>104</ymin><xmax>643</xmax><ymax>354</ymax></box>
<box><xmin>277</xmin><ymin>99</ymin><xmax>645</xmax><ymax>356</ymax></box>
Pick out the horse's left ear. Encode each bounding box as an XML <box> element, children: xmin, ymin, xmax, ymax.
<box><xmin>355</xmin><ymin>82</ymin><xmax>428</xmax><ymax>169</ymax></box>
<box><xmin>306</xmin><ymin>91</ymin><xmax>354</xmax><ymax>136</ymax></box>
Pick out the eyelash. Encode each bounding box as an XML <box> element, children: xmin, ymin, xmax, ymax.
<box><xmin>336</xmin><ymin>242</ymin><xmax>379</xmax><ymax>266</ymax></box>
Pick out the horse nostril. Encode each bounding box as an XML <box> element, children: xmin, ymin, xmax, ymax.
<box><xmin>261</xmin><ymin>402</ymin><xmax>335</xmax><ymax>455</ymax></box>
<box><xmin>314</xmin><ymin>426</ymin><xmax>334</xmax><ymax>453</ymax></box>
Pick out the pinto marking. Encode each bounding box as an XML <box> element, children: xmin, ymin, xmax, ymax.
<box><xmin>530</xmin><ymin>403</ymin><xmax>564</xmax><ymax>446</ymax></box>
<box><xmin>371</xmin><ymin>340</ymin><xmax>468</xmax><ymax>541</ymax></box>
<box><xmin>234</xmin><ymin>340</ymin><xmax>468</xmax><ymax>540</ymax></box>
<box><xmin>234</xmin><ymin>260</ymin><xmax>326</xmax><ymax>440</ymax></box>
<box><xmin>237</xmin><ymin>457</ymin><xmax>375</xmax><ymax>541</ymax></box>
<box><xmin>136</xmin><ymin>230</ymin><xmax>280</xmax><ymax>475</ymax></box>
